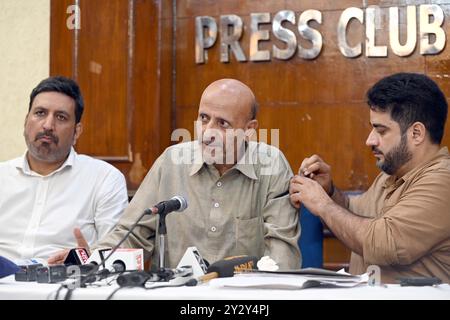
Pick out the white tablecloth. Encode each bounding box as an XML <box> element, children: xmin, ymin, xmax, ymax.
<box><xmin>0</xmin><ymin>275</ymin><xmax>449</xmax><ymax>300</ymax></box>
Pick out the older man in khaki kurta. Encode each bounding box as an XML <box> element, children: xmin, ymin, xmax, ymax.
<box><xmin>49</xmin><ymin>79</ymin><xmax>300</xmax><ymax>270</ymax></box>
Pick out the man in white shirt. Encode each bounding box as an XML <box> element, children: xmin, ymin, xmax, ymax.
<box><xmin>0</xmin><ymin>76</ymin><xmax>128</xmax><ymax>262</ymax></box>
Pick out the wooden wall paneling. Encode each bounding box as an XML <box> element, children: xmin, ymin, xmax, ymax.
<box><xmin>76</xmin><ymin>0</ymin><xmax>130</xmax><ymax>161</ymax></box>
<box><xmin>425</xmin><ymin>7</ymin><xmax>450</xmax><ymax>157</ymax></box>
<box><xmin>51</xmin><ymin>0</ymin><xmax>167</xmax><ymax>191</ymax></box>
<box><xmin>124</xmin><ymin>0</ymin><xmax>164</xmax><ymax>190</ymax></box>
<box><xmin>172</xmin><ymin>1</ymin><xmax>450</xmax><ymax>270</ymax></box>
<box><xmin>50</xmin><ymin>0</ymin><xmax>74</xmax><ymax>77</ymax></box>
<box><xmin>323</xmin><ymin>236</ymin><xmax>352</xmax><ymax>271</ymax></box>
<box><xmin>284</xmin><ymin>0</ymin><xmax>364</xmax><ymax>11</ymax></box>
<box><xmin>159</xmin><ymin>3</ymin><xmax>176</xmax><ymax>149</ymax></box>
<box><xmin>172</xmin><ymin>1</ymin><xmax>450</xmax><ymax>189</ymax></box>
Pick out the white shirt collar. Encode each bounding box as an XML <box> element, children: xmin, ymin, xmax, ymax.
<box><xmin>13</xmin><ymin>147</ymin><xmax>76</xmax><ymax>177</ymax></box>
<box><xmin>0</xmin><ymin>147</ymin><xmax>127</xmax><ymax>261</ymax></box>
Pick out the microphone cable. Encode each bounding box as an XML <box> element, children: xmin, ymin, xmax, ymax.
<box><xmin>77</xmin><ymin>196</ymin><xmax>187</xmax><ymax>291</ymax></box>
<box><xmin>105</xmin><ymin>276</ymin><xmax>197</xmax><ymax>300</ymax></box>
<box><xmin>51</xmin><ymin>207</ymin><xmax>153</xmax><ymax>299</ymax></box>
<box><xmin>51</xmin><ymin>197</ymin><xmax>187</xmax><ymax>299</ymax></box>
<box><xmin>78</xmin><ymin>207</ymin><xmax>153</xmax><ymax>288</ymax></box>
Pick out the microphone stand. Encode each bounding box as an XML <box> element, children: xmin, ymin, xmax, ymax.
<box><xmin>158</xmin><ymin>207</ymin><xmax>167</xmax><ymax>272</ymax></box>
<box><xmin>81</xmin><ymin>197</ymin><xmax>184</xmax><ymax>287</ymax></box>
<box><xmin>159</xmin><ymin>228</ymin><xmax>166</xmax><ymax>270</ymax></box>
<box><xmin>155</xmin><ymin>202</ymin><xmax>180</xmax><ymax>282</ymax></box>
<box><xmin>156</xmin><ymin>215</ymin><xmax>189</xmax><ymax>282</ymax></box>
<box><xmin>153</xmin><ymin>196</ymin><xmax>187</xmax><ymax>273</ymax></box>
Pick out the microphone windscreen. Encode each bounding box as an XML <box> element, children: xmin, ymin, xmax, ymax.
<box><xmin>173</xmin><ymin>195</ymin><xmax>188</xmax><ymax>212</ymax></box>
<box><xmin>112</xmin><ymin>260</ymin><xmax>126</xmax><ymax>272</ymax></box>
<box><xmin>117</xmin><ymin>271</ymin><xmax>152</xmax><ymax>287</ymax></box>
<box><xmin>207</xmin><ymin>255</ymin><xmax>258</xmax><ymax>277</ymax></box>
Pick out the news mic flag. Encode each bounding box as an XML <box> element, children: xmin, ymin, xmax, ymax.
<box><xmin>0</xmin><ymin>256</ymin><xmax>20</xmax><ymax>279</ymax></box>
<box><xmin>196</xmin><ymin>255</ymin><xmax>258</xmax><ymax>283</ymax></box>
<box><xmin>176</xmin><ymin>246</ymin><xmax>208</xmax><ymax>277</ymax></box>
<box><xmin>64</xmin><ymin>248</ymin><xmax>90</xmax><ymax>265</ymax></box>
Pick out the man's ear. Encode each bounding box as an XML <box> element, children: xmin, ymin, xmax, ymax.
<box><xmin>24</xmin><ymin>113</ymin><xmax>29</xmax><ymax>126</ymax></box>
<box><xmin>245</xmin><ymin>119</ymin><xmax>258</xmax><ymax>140</ymax></box>
<box><xmin>23</xmin><ymin>114</ymin><xmax>29</xmax><ymax>139</ymax></box>
<box><xmin>410</xmin><ymin>122</ymin><xmax>426</xmax><ymax>145</ymax></box>
<box><xmin>73</xmin><ymin>122</ymin><xmax>83</xmax><ymax>145</ymax></box>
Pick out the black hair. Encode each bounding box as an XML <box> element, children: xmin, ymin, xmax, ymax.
<box><xmin>366</xmin><ymin>73</ymin><xmax>447</xmax><ymax>144</ymax></box>
<box><xmin>250</xmin><ymin>101</ymin><xmax>259</xmax><ymax>120</ymax></box>
<box><xmin>29</xmin><ymin>76</ymin><xmax>84</xmax><ymax>123</ymax></box>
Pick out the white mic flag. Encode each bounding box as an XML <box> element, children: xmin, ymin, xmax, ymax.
<box><xmin>176</xmin><ymin>246</ymin><xmax>208</xmax><ymax>278</ymax></box>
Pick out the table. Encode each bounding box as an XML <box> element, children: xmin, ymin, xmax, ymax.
<box><xmin>0</xmin><ymin>275</ymin><xmax>449</xmax><ymax>300</ymax></box>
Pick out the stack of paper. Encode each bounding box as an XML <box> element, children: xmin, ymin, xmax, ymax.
<box><xmin>209</xmin><ymin>268</ymin><xmax>368</xmax><ymax>290</ymax></box>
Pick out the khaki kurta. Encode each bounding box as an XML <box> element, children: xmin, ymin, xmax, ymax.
<box><xmin>349</xmin><ymin>147</ymin><xmax>450</xmax><ymax>283</ymax></box>
<box><xmin>95</xmin><ymin>141</ymin><xmax>300</xmax><ymax>269</ymax></box>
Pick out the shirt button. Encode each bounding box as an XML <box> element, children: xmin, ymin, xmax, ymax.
<box><xmin>211</xmin><ymin>226</ymin><xmax>217</xmax><ymax>232</ymax></box>
<box><xmin>216</xmin><ymin>182</ymin><xmax>222</xmax><ymax>187</ymax></box>
<box><xmin>214</xmin><ymin>202</ymin><xmax>220</xmax><ymax>208</ymax></box>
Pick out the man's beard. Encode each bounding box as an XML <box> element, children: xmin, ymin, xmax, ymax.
<box><xmin>24</xmin><ymin>130</ymin><xmax>69</xmax><ymax>163</ymax></box>
<box><xmin>374</xmin><ymin>134</ymin><xmax>412</xmax><ymax>175</ymax></box>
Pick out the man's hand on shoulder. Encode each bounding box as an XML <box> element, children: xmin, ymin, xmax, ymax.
<box><xmin>289</xmin><ymin>154</ymin><xmax>335</xmax><ymax>210</ymax></box>
<box><xmin>298</xmin><ymin>154</ymin><xmax>333</xmax><ymax>194</ymax></box>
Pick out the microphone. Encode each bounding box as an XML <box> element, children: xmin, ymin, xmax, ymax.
<box><xmin>195</xmin><ymin>255</ymin><xmax>258</xmax><ymax>284</ymax></box>
<box><xmin>147</xmin><ymin>196</ymin><xmax>188</xmax><ymax>269</ymax></box>
<box><xmin>79</xmin><ymin>196</ymin><xmax>188</xmax><ymax>286</ymax></box>
<box><xmin>116</xmin><ymin>271</ymin><xmax>153</xmax><ymax>287</ymax></box>
<box><xmin>150</xmin><ymin>196</ymin><xmax>188</xmax><ymax>216</ymax></box>
<box><xmin>86</xmin><ymin>248</ymin><xmax>144</xmax><ymax>271</ymax></box>
<box><xmin>82</xmin><ymin>262</ymin><xmax>125</xmax><ymax>284</ymax></box>
<box><xmin>36</xmin><ymin>265</ymin><xmax>68</xmax><ymax>283</ymax></box>
<box><xmin>64</xmin><ymin>248</ymin><xmax>90</xmax><ymax>265</ymax></box>
<box><xmin>116</xmin><ymin>266</ymin><xmax>194</xmax><ymax>288</ymax></box>
<box><xmin>13</xmin><ymin>258</ymin><xmax>44</xmax><ymax>282</ymax></box>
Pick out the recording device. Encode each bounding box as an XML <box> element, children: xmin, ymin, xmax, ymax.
<box><xmin>80</xmin><ymin>249</ymin><xmax>143</xmax><ymax>285</ymax></box>
<box><xmin>78</xmin><ymin>263</ymin><xmax>98</xmax><ymax>275</ymax></box>
<box><xmin>399</xmin><ymin>277</ymin><xmax>442</xmax><ymax>286</ymax></box>
<box><xmin>196</xmin><ymin>255</ymin><xmax>258</xmax><ymax>284</ymax></box>
<box><xmin>16</xmin><ymin>263</ymin><xmax>97</xmax><ymax>284</ymax></box>
<box><xmin>173</xmin><ymin>265</ymin><xmax>194</xmax><ymax>277</ymax></box>
<box><xmin>116</xmin><ymin>266</ymin><xmax>193</xmax><ymax>287</ymax></box>
<box><xmin>36</xmin><ymin>265</ymin><xmax>67</xmax><ymax>283</ymax></box>
<box><xmin>86</xmin><ymin>248</ymin><xmax>144</xmax><ymax>271</ymax></box>
<box><xmin>15</xmin><ymin>263</ymin><xmax>43</xmax><ymax>282</ymax></box>
<box><xmin>155</xmin><ymin>265</ymin><xmax>194</xmax><ymax>282</ymax></box>
<box><xmin>116</xmin><ymin>271</ymin><xmax>153</xmax><ymax>287</ymax></box>
<box><xmin>82</xmin><ymin>267</ymin><xmax>116</xmax><ymax>284</ymax></box>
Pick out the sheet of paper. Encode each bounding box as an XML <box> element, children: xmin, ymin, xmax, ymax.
<box><xmin>210</xmin><ymin>272</ymin><xmax>367</xmax><ymax>290</ymax></box>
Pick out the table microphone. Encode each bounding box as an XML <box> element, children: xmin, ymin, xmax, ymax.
<box><xmin>80</xmin><ymin>195</ymin><xmax>188</xmax><ymax>286</ymax></box>
<box><xmin>195</xmin><ymin>255</ymin><xmax>258</xmax><ymax>284</ymax></box>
